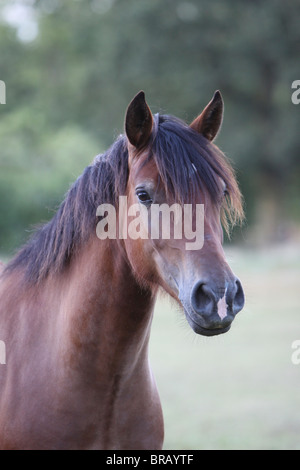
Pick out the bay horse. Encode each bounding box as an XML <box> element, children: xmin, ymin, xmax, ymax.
<box><xmin>0</xmin><ymin>91</ymin><xmax>244</xmax><ymax>450</ymax></box>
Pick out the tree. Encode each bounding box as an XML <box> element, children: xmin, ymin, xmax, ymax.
<box><xmin>0</xmin><ymin>0</ymin><xmax>299</xmax><ymax>251</ymax></box>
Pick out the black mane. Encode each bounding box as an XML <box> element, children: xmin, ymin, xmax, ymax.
<box><xmin>4</xmin><ymin>115</ymin><xmax>243</xmax><ymax>284</ymax></box>
<box><xmin>4</xmin><ymin>135</ymin><xmax>129</xmax><ymax>283</ymax></box>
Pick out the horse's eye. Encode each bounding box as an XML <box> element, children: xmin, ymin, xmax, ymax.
<box><xmin>136</xmin><ymin>190</ymin><xmax>152</xmax><ymax>204</ymax></box>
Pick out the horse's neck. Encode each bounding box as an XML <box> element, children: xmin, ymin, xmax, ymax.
<box><xmin>59</xmin><ymin>236</ymin><xmax>156</xmax><ymax>378</ymax></box>
<box><xmin>0</xmin><ymin>238</ymin><xmax>162</xmax><ymax>449</ymax></box>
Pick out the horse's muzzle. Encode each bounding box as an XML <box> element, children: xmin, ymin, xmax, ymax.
<box><xmin>185</xmin><ymin>278</ymin><xmax>245</xmax><ymax>336</ymax></box>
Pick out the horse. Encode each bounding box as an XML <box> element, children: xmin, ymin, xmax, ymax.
<box><xmin>0</xmin><ymin>90</ymin><xmax>245</xmax><ymax>450</ymax></box>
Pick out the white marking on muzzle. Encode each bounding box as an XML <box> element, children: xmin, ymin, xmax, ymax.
<box><xmin>217</xmin><ymin>291</ymin><xmax>227</xmax><ymax>320</ymax></box>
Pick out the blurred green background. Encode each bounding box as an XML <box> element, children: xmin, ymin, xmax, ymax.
<box><xmin>0</xmin><ymin>0</ymin><xmax>299</xmax><ymax>450</ymax></box>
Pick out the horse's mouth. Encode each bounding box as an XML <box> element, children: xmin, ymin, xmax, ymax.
<box><xmin>183</xmin><ymin>308</ymin><xmax>232</xmax><ymax>337</ymax></box>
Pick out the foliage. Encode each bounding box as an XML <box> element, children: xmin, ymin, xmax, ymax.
<box><xmin>0</xmin><ymin>0</ymin><xmax>299</xmax><ymax>252</ymax></box>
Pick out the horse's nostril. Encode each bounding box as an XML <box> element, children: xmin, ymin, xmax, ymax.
<box><xmin>191</xmin><ymin>278</ymin><xmax>245</xmax><ymax>318</ymax></box>
<box><xmin>191</xmin><ymin>281</ymin><xmax>215</xmax><ymax>315</ymax></box>
<box><xmin>232</xmin><ymin>278</ymin><xmax>245</xmax><ymax>314</ymax></box>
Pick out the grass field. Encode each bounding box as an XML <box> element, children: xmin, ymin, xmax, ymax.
<box><xmin>149</xmin><ymin>244</ymin><xmax>300</xmax><ymax>450</ymax></box>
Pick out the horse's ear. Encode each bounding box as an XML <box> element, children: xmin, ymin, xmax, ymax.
<box><xmin>190</xmin><ymin>90</ymin><xmax>223</xmax><ymax>141</ymax></box>
<box><xmin>125</xmin><ymin>91</ymin><xmax>153</xmax><ymax>150</ymax></box>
